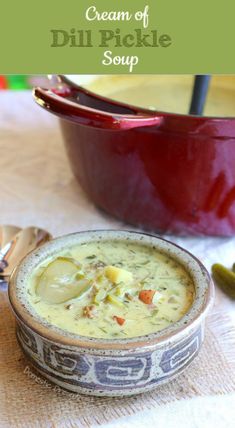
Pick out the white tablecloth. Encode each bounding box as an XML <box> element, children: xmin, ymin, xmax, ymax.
<box><xmin>0</xmin><ymin>91</ymin><xmax>235</xmax><ymax>427</ymax></box>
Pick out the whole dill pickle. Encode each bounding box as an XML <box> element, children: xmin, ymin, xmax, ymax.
<box><xmin>212</xmin><ymin>263</ymin><xmax>235</xmax><ymax>299</ymax></box>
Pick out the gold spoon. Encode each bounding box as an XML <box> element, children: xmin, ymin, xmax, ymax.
<box><xmin>0</xmin><ymin>225</ymin><xmax>22</xmax><ymax>248</ymax></box>
<box><xmin>0</xmin><ymin>226</ymin><xmax>52</xmax><ymax>285</ymax></box>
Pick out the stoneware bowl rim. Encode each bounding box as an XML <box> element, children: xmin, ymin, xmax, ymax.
<box><xmin>9</xmin><ymin>230</ymin><xmax>214</xmax><ymax>353</ymax></box>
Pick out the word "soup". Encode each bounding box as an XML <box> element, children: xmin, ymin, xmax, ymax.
<box><xmin>102</xmin><ymin>51</ymin><xmax>138</xmax><ymax>72</ymax></box>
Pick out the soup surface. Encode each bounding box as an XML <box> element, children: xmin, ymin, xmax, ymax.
<box><xmin>28</xmin><ymin>240</ymin><xmax>195</xmax><ymax>339</ymax></box>
<box><xmin>84</xmin><ymin>75</ymin><xmax>235</xmax><ymax>117</ymax></box>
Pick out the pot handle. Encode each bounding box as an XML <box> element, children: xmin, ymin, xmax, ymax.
<box><xmin>33</xmin><ymin>87</ymin><xmax>164</xmax><ymax>131</ymax></box>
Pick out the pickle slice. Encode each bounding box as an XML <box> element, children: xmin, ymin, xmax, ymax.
<box><xmin>106</xmin><ymin>294</ymin><xmax>125</xmax><ymax>307</ymax></box>
<box><xmin>212</xmin><ymin>263</ymin><xmax>235</xmax><ymax>299</ymax></box>
<box><xmin>36</xmin><ymin>257</ymin><xmax>90</xmax><ymax>303</ymax></box>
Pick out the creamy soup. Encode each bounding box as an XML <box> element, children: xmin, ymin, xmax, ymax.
<box><xmin>28</xmin><ymin>240</ymin><xmax>195</xmax><ymax>339</ymax></box>
<box><xmin>84</xmin><ymin>75</ymin><xmax>235</xmax><ymax>117</ymax></box>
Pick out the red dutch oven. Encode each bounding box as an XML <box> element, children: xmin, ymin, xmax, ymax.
<box><xmin>33</xmin><ymin>76</ymin><xmax>235</xmax><ymax>236</ymax></box>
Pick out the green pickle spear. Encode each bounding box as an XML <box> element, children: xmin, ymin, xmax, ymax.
<box><xmin>212</xmin><ymin>263</ymin><xmax>235</xmax><ymax>299</ymax></box>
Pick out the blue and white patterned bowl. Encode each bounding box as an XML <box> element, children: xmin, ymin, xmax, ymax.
<box><xmin>8</xmin><ymin>230</ymin><xmax>214</xmax><ymax>396</ymax></box>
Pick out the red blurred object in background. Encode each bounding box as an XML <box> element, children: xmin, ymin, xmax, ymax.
<box><xmin>0</xmin><ymin>76</ymin><xmax>8</xmax><ymax>89</ymax></box>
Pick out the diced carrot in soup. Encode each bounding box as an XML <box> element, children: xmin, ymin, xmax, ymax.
<box><xmin>139</xmin><ymin>290</ymin><xmax>156</xmax><ymax>304</ymax></box>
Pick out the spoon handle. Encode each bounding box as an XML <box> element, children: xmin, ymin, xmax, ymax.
<box><xmin>0</xmin><ymin>277</ymin><xmax>8</xmax><ymax>291</ymax></box>
<box><xmin>189</xmin><ymin>75</ymin><xmax>211</xmax><ymax>115</ymax></box>
<box><xmin>1</xmin><ymin>227</ymin><xmax>52</xmax><ymax>278</ymax></box>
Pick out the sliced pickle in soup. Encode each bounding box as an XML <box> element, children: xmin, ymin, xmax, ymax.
<box><xmin>36</xmin><ymin>257</ymin><xmax>89</xmax><ymax>303</ymax></box>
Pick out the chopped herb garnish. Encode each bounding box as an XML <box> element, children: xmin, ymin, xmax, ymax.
<box><xmin>99</xmin><ymin>327</ymin><xmax>108</xmax><ymax>334</ymax></box>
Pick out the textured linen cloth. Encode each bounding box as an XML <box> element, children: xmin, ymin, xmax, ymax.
<box><xmin>0</xmin><ymin>91</ymin><xmax>235</xmax><ymax>428</ymax></box>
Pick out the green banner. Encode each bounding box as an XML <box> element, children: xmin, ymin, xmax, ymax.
<box><xmin>0</xmin><ymin>0</ymin><xmax>235</xmax><ymax>73</ymax></box>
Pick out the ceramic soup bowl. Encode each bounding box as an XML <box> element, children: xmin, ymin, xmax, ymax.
<box><xmin>9</xmin><ymin>230</ymin><xmax>214</xmax><ymax>396</ymax></box>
